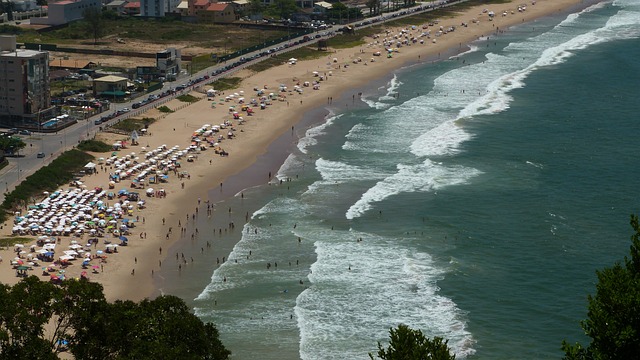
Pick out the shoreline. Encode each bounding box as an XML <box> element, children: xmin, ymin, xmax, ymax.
<box><xmin>0</xmin><ymin>0</ymin><xmax>592</xmax><ymax>304</ymax></box>
<box><xmin>151</xmin><ymin>0</ymin><xmax>598</xmax><ymax>303</ymax></box>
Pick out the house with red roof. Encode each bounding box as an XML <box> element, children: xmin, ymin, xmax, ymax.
<box><xmin>187</xmin><ymin>0</ymin><xmax>237</xmax><ymax>23</ymax></box>
<box><xmin>123</xmin><ymin>1</ymin><xmax>141</xmax><ymax>14</ymax></box>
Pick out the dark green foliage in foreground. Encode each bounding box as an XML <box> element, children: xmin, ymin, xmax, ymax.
<box><xmin>0</xmin><ymin>149</ymin><xmax>93</xmax><ymax>222</ymax></box>
<box><xmin>562</xmin><ymin>215</ymin><xmax>640</xmax><ymax>360</ymax></box>
<box><xmin>77</xmin><ymin>139</ymin><xmax>112</xmax><ymax>153</ymax></box>
<box><xmin>370</xmin><ymin>324</ymin><xmax>455</xmax><ymax>360</ymax></box>
<box><xmin>0</xmin><ymin>277</ymin><xmax>230</xmax><ymax>360</ymax></box>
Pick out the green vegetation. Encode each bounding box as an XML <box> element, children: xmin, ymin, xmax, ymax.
<box><xmin>0</xmin><ymin>237</ymin><xmax>32</xmax><ymax>248</ymax></box>
<box><xmin>0</xmin><ymin>136</ymin><xmax>26</xmax><ymax>156</ymax></box>
<box><xmin>176</xmin><ymin>94</ymin><xmax>201</xmax><ymax>103</ymax></box>
<box><xmin>247</xmin><ymin>46</ymin><xmax>327</xmax><ymax>72</ymax></box>
<box><xmin>157</xmin><ymin>105</ymin><xmax>174</xmax><ymax>113</ymax></box>
<box><xmin>49</xmin><ymin>79</ymin><xmax>91</xmax><ymax>97</ymax></box>
<box><xmin>77</xmin><ymin>139</ymin><xmax>112</xmax><ymax>152</ymax></box>
<box><xmin>9</xmin><ymin>16</ymin><xmax>286</xmax><ymax>53</ymax></box>
<box><xmin>370</xmin><ymin>324</ymin><xmax>455</xmax><ymax>360</ymax></box>
<box><xmin>111</xmin><ymin>117</ymin><xmax>154</xmax><ymax>132</ymax></box>
<box><xmin>263</xmin><ymin>0</ymin><xmax>299</xmax><ymax>19</ymax></box>
<box><xmin>190</xmin><ymin>54</ymin><xmax>218</xmax><ymax>74</ymax></box>
<box><xmin>0</xmin><ymin>149</ymin><xmax>93</xmax><ymax>223</ymax></box>
<box><xmin>0</xmin><ymin>277</ymin><xmax>231</xmax><ymax>359</ymax></box>
<box><xmin>210</xmin><ymin>77</ymin><xmax>243</xmax><ymax>92</ymax></box>
<box><xmin>562</xmin><ymin>214</ymin><xmax>640</xmax><ymax>360</ymax></box>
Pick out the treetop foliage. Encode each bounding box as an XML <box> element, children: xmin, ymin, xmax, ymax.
<box><xmin>0</xmin><ymin>277</ymin><xmax>230</xmax><ymax>359</ymax></box>
<box><xmin>562</xmin><ymin>214</ymin><xmax>640</xmax><ymax>360</ymax></box>
<box><xmin>370</xmin><ymin>324</ymin><xmax>455</xmax><ymax>360</ymax></box>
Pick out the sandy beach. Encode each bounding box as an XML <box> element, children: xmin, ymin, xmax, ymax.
<box><xmin>0</xmin><ymin>0</ymin><xmax>587</xmax><ymax>303</ymax></box>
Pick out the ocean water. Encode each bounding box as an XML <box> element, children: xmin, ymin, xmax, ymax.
<box><xmin>166</xmin><ymin>0</ymin><xmax>640</xmax><ymax>358</ymax></box>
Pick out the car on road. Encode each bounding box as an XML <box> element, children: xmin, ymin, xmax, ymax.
<box><xmin>19</xmin><ymin>130</ymin><xmax>31</xmax><ymax>135</ymax></box>
<box><xmin>37</xmin><ymin>152</ymin><xmax>46</xmax><ymax>158</ymax></box>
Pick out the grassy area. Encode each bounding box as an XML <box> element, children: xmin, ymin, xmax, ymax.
<box><xmin>176</xmin><ymin>94</ymin><xmax>200</xmax><ymax>103</ymax></box>
<box><xmin>210</xmin><ymin>77</ymin><xmax>243</xmax><ymax>92</ymax></box>
<box><xmin>50</xmin><ymin>79</ymin><xmax>91</xmax><ymax>96</ymax></box>
<box><xmin>9</xmin><ymin>17</ymin><xmax>287</xmax><ymax>55</ymax></box>
<box><xmin>189</xmin><ymin>54</ymin><xmax>219</xmax><ymax>74</ymax></box>
<box><xmin>0</xmin><ymin>237</ymin><xmax>33</xmax><ymax>247</ymax></box>
<box><xmin>158</xmin><ymin>106</ymin><xmax>174</xmax><ymax>113</ymax></box>
<box><xmin>247</xmin><ymin>46</ymin><xmax>328</xmax><ymax>72</ymax></box>
<box><xmin>111</xmin><ymin>117</ymin><xmax>154</xmax><ymax>132</ymax></box>
<box><xmin>77</xmin><ymin>140</ymin><xmax>112</xmax><ymax>152</ymax></box>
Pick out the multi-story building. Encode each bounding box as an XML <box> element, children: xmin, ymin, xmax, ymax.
<box><xmin>30</xmin><ymin>0</ymin><xmax>102</xmax><ymax>26</ymax></box>
<box><xmin>0</xmin><ymin>36</ymin><xmax>52</xmax><ymax>126</ymax></box>
<box><xmin>141</xmin><ymin>0</ymin><xmax>181</xmax><ymax>17</ymax></box>
<box><xmin>156</xmin><ymin>48</ymin><xmax>181</xmax><ymax>79</ymax></box>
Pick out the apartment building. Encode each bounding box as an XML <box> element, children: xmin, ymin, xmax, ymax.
<box><xmin>0</xmin><ymin>36</ymin><xmax>52</xmax><ymax>126</ymax></box>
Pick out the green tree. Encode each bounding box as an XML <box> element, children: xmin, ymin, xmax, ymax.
<box><xmin>367</xmin><ymin>0</ymin><xmax>381</xmax><ymax>16</ymax></box>
<box><xmin>370</xmin><ymin>324</ymin><xmax>456</xmax><ymax>360</ymax></box>
<box><xmin>562</xmin><ymin>215</ymin><xmax>640</xmax><ymax>360</ymax></box>
<box><xmin>0</xmin><ymin>277</ymin><xmax>59</xmax><ymax>359</ymax></box>
<box><xmin>82</xmin><ymin>7</ymin><xmax>105</xmax><ymax>45</ymax></box>
<box><xmin>0</xmin><ymin>277</ymin><xmax>230</xmax><ymax>359</ymax></box>
<box><xmin>0</xmin><ymin>0</ymin><xmax>14</xmax><ymax>21</ymax></box>
<box><xmin>243</xmin><ymin>0</ymin><xmax>265</xmax><ymax>18</ymax></box>
<box><xmin>265</xmin><ymin>0</ymin><xmax>298</xmax><ymax>19</ymax></box>
<box><xmin>0</xmin><ymin>136</ymin><xmax>26</xmax><ymax>155</ymax></box>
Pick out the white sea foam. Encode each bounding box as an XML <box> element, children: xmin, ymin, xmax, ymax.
<box><xmin>361</xmin><ymin>73</ymin><xmax>404</xmax><ymax>109</ymax></box>
<box><xmin>410</xmin><ymin>120</ymin><xmax>472</xmax><ymax>157</ymax></box>
<box><xmin>305</xmin><ymin>158</ymin><xmax>388</xmax><ymax>195</ymax></box>
<box><xmin>347</xmin><ymin>3</ymin><xmax>639</xmax><ymax>220</ymax></box>
<box><xmin>346</xmin><ymin>160</ymin><xmax>481</xmax><ymax>219</ymax></box>
<box><xmin>297</xmin><ymin>113</ymin><xmax>341</xmax><ymax>154</ymax></box>
<box><xmin>297</xmin><ymin>233</ymin><xmax>475</xmax><ymax>359</ymax></box>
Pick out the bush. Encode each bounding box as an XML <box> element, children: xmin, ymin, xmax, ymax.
<box><xmin>111</xmin><ymin>117</ymin><xmax>154</xmax><ymax>132</ymax></box>
<box><xmin>176</xmin><ymin>94</ymin><xmax>200</xmax><ymax>103</ymax></box>
<box><xmin>77</xmin><ymin>140</ymin><xmax>112</xmax><ymax>152</ymax></box>
<box><xmin>157</xmin><ymin>106</ymin><xmax>174</xmax><ymax>113</ymax></box>
<box><xmin>210</xmin><ymin>77</ymin><xmax>242</xmax><ymax>92</ymax></box>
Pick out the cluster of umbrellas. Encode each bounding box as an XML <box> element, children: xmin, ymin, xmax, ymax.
<box><xmin>12</xmin><ymin>236</ymin><xmax>118</xmax><ymax>282</ymax></box>
<box><xmin>103</xmin><ymin>144</ymin><xmax>198</xmax><ymax>185</ymax></box>
<box><xmin>11</xmin><ymin>188</ymin><xmax>138</xmax><ymax>236</ymax></box>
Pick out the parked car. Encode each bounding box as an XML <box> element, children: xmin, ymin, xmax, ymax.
<box><xmin>37</xmin><ymin>152</ymin><xmax>46</xmax><ymax>158</ymax></box>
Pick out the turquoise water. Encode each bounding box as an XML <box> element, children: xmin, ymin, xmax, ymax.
<box><xmin>162</xmin><ymin>0</ymin><xmax>640</xmax><ymax>358</ymax></box>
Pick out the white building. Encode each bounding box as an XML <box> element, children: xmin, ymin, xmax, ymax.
<box><xmin>0</xmin><ymin>36</ymin><xmax>52</xmax><ymax>125</ymax></box>
<box><xmin>141</xmin><ymin>0</ymin><xmax>181</xmax><ymax>17</ymax></box>
<box><xmin>31</xmin><ymin>0</ymin><xmax>102</xmax><ymax>26</ymax></box>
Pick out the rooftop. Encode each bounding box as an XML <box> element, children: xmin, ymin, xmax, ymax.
<box><xmin>0</xmin><ymin>48</ymin><xmax>46</xmax><ymax>58</ymax></box>
<box><xmin>206</xmin><ymin>2</ymin><xmax>227</xmax><ymax>11</ymax></box>
<box><xmin>94</xmin><ymin>75</ymin><xmax>128</xmax><ymax>83</ymax></box>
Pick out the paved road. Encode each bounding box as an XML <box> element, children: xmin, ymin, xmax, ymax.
<box><xmin>0</xmin><ymin>0</ymin><xmax>465</xmax><ymax>204</ymax></box>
